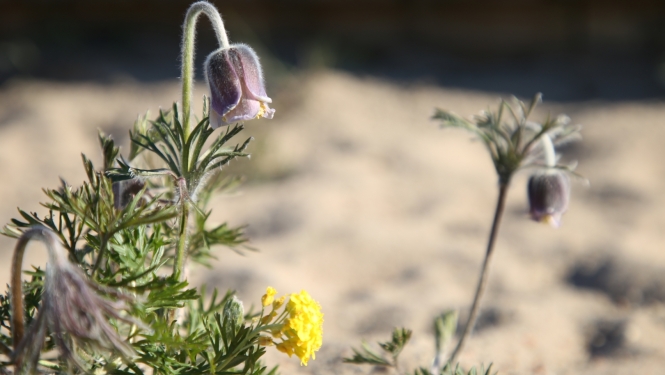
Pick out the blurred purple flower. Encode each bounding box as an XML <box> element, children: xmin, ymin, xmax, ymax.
<box><xmin>204</xmin><ymin>44</ymin><xmax>275</xmax><ymax>128</ymax></box>
<box><xmin>527</xmin><ymin>170</ymin><xmax>571</xmax><ymax>227</ymax></box>
<box><xmin>112</xmin><ymin>178</ymin><xmax>146</xmax><ymax>210</ymax></box>
<box><xmin>12</xmin><ymin>227</ymin><xmax>143</xmax><ymax>371</ymax></box>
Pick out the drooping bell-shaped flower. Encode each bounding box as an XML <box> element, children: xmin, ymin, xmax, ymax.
<box><xmin>11</xmin><ymin>227</ymin><xmax>144</xmax><ymax>371</ymax></box>
<box><xmin>527</xmin><ymin>169</ymin><xmax>571</xmax><ymax>227</ymax></box>
<box><xmin>204</xmin><ymin>44</ymin><xmax>275</xmax><ymax>128</ymax></box>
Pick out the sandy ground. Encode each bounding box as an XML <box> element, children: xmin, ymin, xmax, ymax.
<box><xmin>1</xmin><ymin>71</ymin><xmax>665</xmax><ymax>375</ymax></box>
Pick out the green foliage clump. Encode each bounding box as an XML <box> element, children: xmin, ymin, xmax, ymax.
<box><xmin>0</xmin><ymin>100</ymin><xmax>276</xmax><ymax>375</ymax></box>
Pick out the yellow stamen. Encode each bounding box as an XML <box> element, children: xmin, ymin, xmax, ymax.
<box><xmin>540</xmin><ymin>215</ymin><xmax>557</xmax><ymax>227</ymax></box>
<box><xmin>256</xmin><ymin>102</ymin><xmax>267</xmax><ymax>119</ymax></box>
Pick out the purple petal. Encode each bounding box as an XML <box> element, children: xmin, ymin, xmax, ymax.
<box><xmin>223</xmin><ymin>97</ymin><xmax>262</xmax><ymax>123</ymax></box>
<box><xmin>205</xmin><ymin>48</ymin><xmax>242</xmax><ymax>129</ymax></box>
<box><xmin>232</xmin><ymin>44</ymin><xmax>271</xmax><ymax>102</ymax></box>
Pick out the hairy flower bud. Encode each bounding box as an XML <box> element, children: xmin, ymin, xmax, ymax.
<box><xmin>204</xmin><ymin>44</ymin><xmax>275</xmax><ymax>128</ymax></box>
<box><xmin>223</xmin><ymin>295</ymin><xmax>245</xmax><ymax>335</ymax></box>
<box><xmin>527</xmin><ymin>170</ymin><xmax>570</xmax><ymax>227</ymax></box>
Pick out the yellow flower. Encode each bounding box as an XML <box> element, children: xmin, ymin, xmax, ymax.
<box><xmin>262</xmin><ymin>286</ymin><xmax>277</xmax><ymax>307</ymax></box>
<box><xmin>270</xmin><ymin>327</ymin><xmax>282</xmax><ymax>339</ymax></box>
<box><xmin>273</xmin><ymin>296</ymin><xmax>286</xmax><ymax>310</ymax></box>
<box><xmin>276</xmin><ymin>341</ymin><xmax>294</xmax><ymax>356</ymax></box>
<box><xmin>280</xmin><ymin>290</ymin><xmax>324</xmax><ymax>366</ymax></box>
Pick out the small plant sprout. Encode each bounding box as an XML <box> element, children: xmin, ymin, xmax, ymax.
<box><xmin>344</xmin><ymin>326</ymin><xmax>494</xmax><ymax>375</ymax></box>
<box><xmin>432</xmin><ymin>94</ymin><xmax>582</xmax><ymax>365</ymax></box>
<box><xmin>432</xmin><ymin>311</ymin><xmax>459</xmax><ymax>375</ymax></box>
<box><xmin>344</xmin><ymin>328</ymin><xmax>413</xmax><ymax>371</ymax></box>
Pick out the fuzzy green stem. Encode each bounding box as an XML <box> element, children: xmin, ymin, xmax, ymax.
<box><xmin>169</xmin><ymin>199</ymin><xmax>190</xmax><ymax>324</ymax></box>
<box><xmin>181</xmin><ymin>1</ymin><xmax>229</xmax><ymax>141</ymax></box>
<box><xmin>173</xmin><ymin>204</ymin><xmax>190</xmax><ymax>280</ymax></box>
<box><xmin>173</xmin><ymin>1</ymin><xmax>229</xmax><ymax>295</ymax></box>
<box><xmin>447</xmin><ymin>182</ymin><xmax>510</xmax><ymax>365</ymax></box>
<box><xmin>173</xmin><ymin>175</ymin><xmax>192</xmax><ymax>279</ymax></box>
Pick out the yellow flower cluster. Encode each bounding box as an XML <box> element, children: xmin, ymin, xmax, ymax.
<box><xmin>260</xmin><ymin>287</ymin><xmax>323</xmax><ymax>366</ymax></box>
<box><xmin>277</xmin><ymin>290</ymin><xmax>324</xmax><ymax>365</ymax></box>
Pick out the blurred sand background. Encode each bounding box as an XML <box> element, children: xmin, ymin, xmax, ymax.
<box><xmin>2</xmin><ymin>1</ymin><xmax>665</xmax><ymax>374</ymax></box>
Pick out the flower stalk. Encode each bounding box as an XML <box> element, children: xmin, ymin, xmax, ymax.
<box><xmin>173</xmin><ymin>206</ymin><xmax>190</xmax><ymax>280</ymax></box>
<box><xmin>447</xmin><ymin>182</ymin><xmax>509</xmax><ymax>364</ymax></box>
<box><xmin>181</xmin><ymin>1</ymin><xmax>229</xmax><ymax>139</ymax></box>
<box><xmin>173</xmin><ymin>1</ymin><xmax>274</xmax><ymax>291</ymax></box>
<box><xmin>10</xmin><ymin>229</ymin><xmax>32</xmax><ymax>350</ymax></box>
<box><xmin>174</xmin><ymin>2</ymin><xmax>229</xmax><ymax>284</ymax></box>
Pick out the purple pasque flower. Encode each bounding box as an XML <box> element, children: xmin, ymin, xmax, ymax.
<box><xmin>527</xmin><ymin>169</ymin><xmax>571</xmax><ymax>227</ymax></box>
<box><xmin>12</xmin><ymin>227</ymin><xmax>143</xmax><ymax>371</ymax></box>
<box><xmin>204</xmin><ymin>43</ymin><xmax>275</xmax><ymax>129</ymax></box>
